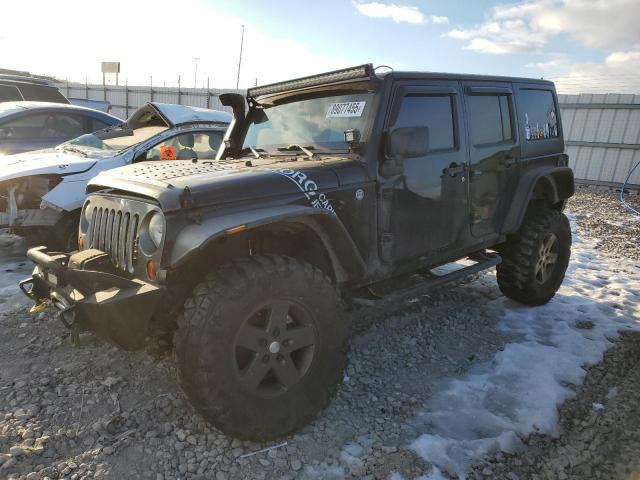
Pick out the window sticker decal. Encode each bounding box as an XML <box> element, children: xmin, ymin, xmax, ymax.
<box><xmin>160</xmin><ymin>145</ymin><xmax>177</xmax><ymax>160</ymax></box>
<box><xmin>326</xmin><ymin>101</ymin><xmax>366</xmax><ymax>118</ymax></box>
<box><xmin>521</xmin><ymin>89</ymin><xmax>559</xmax><ymax>141</ymax></box>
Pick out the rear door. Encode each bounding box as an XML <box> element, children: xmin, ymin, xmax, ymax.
<box><xmin>463</xmin><ymin>82</ymin><xmax>520</xmax><ymax>239</ymax></box>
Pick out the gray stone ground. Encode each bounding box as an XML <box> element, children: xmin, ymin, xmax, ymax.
<box><xmin>569</xmin><ymin>185</ymin><xmax>640</xmax><ymax>261</ymax></box>
<box><xmin>0</xmin><ymin>186</ymin><xmax>638</xmax><ymax>480</ymax></box>
<box><xmin>467</xmin><ymin>186</ymin><xmax>640</xmax><ymax>480</ymax></box>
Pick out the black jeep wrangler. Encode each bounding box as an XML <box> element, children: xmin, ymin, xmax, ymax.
<box><xmin>21</xmin><ymin>64</ymin><xmax>574</xmax><ymax>440</ymax></box>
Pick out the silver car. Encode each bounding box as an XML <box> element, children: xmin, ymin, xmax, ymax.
<box><xmin>0</xmin><ymin>102</ymin><xmax>231</xmax><ymax>249</ymax></box>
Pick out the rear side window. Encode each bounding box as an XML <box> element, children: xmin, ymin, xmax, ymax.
<box><xmin>468</xmin><ymin>95</ymin><xmax>512</xmax><ymax>145</ymax></box>
<box><xmin>0</xmin><ymin>84</ymin><xmax>23</xmax><ymax>102</ymax></box>
<box><xmin>19</xmin><ymin>84</ymin><xmax>69</xmax><ymax>104</ymax></box>
<box><xmin>519</xmin><ymin>89</ymin><xmax>559</xmax><ymax>141</ymax></box>
<box><xmin>393</xmin><ymin>95</ymin><xmax>455</xmax><ymax>151</ymax></box>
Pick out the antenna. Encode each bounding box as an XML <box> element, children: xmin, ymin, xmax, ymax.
<box><xmin>236</xmin><ymin>25</ymin><xmax>245</xmax><ymax>89</ymax></box>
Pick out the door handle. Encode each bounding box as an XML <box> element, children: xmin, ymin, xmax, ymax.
<box><xmin>443</xmin><ymin>163</ymin><xmax>466</xmax><ymax>177</ymax></box>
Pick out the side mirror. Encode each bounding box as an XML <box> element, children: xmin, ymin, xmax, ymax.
<box><xmin>388</xmin><ymin>126</ymin><xmax>429</xmax><ymax>159</ymax></box>
<box><xmin>382</xmin><ymin>126</ymin><xmax>429</xmax><ymax>176</ymax></box>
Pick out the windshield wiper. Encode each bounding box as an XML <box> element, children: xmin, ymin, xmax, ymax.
<box><xmin>239</xmin><ymin>146</ymin><xmax>267</xmax><ymax>159</ymax></box>
<box><xmin>277</xmin><ymin>144</ymin><xmax>315</xmax><ymax>159</ymax></box>
<box><xmin>61</xmin><ymin>145</ymin><xmax>88</xmax><ymax>157</ymax></box>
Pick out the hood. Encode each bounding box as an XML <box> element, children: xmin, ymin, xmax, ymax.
<box><xmin>0</xmin><ymin>150</ymin><xmax>97</xmax><ymax>182</ymax></box>
<box><xmin>127</xmin><ymin>102</ymin><xmax>231</xmax><ymax>129</ymax></box>
<box><xmin>87</xmin><ymin>159</ymin><xmax>346</xmax><ymax>212</ymax></box>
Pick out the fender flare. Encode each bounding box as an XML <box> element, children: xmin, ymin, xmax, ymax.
<box><xmin>502</xmin><ymin>166</ymin><xmax>574</xmax><ymax>234</ymax></box>
<box><xmin>168</xmin><ymin>204</ymin><xmax>366</xmax><ymax>284</ymax></box>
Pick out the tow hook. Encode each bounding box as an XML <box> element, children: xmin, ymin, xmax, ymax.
<box><xmin>19</xmin><ymin>278</ymin><xmax>38</xmax><ymax>301</ymax></box>
<box><xmin>54</xmin><ymin>297</ymin><xmax>81</xmax><ymax>346</ymax></box>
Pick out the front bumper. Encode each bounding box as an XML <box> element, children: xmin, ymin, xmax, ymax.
<box><xmin>21</xmin><ymin>246</ymin><xmax>164</xmax><ymax>350</ymax></box>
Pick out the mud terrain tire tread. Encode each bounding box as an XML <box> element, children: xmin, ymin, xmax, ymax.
<box><xmin>497</xmin><ymin>207</ymin><xmax>571</xmax><ymax>306</ymax></box>
<box><xmin>174</xmin><ymin>254</ymin><xmax>348</xmax><ymax>441</ymax></box>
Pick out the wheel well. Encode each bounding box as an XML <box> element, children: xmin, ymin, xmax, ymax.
<box><xmin>172</xmin><ymin>222</ymin><xmax>337</xmax><ymax>291</ymax></box>
<box><xmin>55</xmin><ymin>208</ymin><xmax>81</xmax><ymax>227</ymax></box>
<box><xmin>530</xmin><ymin>171</ymin><xmax>574</xmax><ymax>211</ymax></box>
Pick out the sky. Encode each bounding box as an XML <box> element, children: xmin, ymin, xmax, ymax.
<box><xmin>1</xmin><ymin>0</ymin><xmax>639</xmax><ymax>94</ymax></box>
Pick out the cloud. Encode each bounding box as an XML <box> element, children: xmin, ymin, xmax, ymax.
<box><xmin>551</xmin><ymin>48</ymin><xmax>640</xmax><ymax>94</ymax></box>
<box><xmin>354</xmin><ymin>2</ymin><xmax>448</xmax><ymax>25</ymax></box>
<box><xmin>446</xmin><ymin>0</ymin><xmax>640</xmax><ymax>54</ymax></box>
<box><xmin>525</xmin><ymin>60</ymin><xmax>560</xmax><ymax>69</ymax></box>
<box><xmin>606</xmin><ymin>49</ymin><xmax>640</xmax><ymax>64</ymax></box>
<box><xmin>0</xmin><ymin>0</ymin><xmax>354</xmax><ymax>88</ymax></box>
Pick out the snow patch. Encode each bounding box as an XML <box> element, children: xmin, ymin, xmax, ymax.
<box><xmin>410</xmin><ymin>223</ymin><xmax>640</xmax><ymax>478</ymax></box>
<box><xmin>389</xmin><ymin>468</ymin><xmax>448</xmax><ymax>480</ymax></box>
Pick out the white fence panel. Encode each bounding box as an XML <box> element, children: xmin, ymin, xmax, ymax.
<box><xmin>559</xmin><ymin>94</ymin><xmax>640</xmax><ymax>188</ymax></box>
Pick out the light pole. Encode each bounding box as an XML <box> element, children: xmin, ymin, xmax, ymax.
<box><xmin>193</xmin><ymin>57</ymin><xmax>200</xmax><ymax>89</ymax></box>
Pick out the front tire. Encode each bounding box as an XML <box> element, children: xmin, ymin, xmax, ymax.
<box><xmin>52</xmin><ymin>213</ymin><xmax>79</xmax><ymax>251</ymax></box>
<box><xmin>497</xmin><ymin>207</ymin><xmax>571</xmax><ymax>306</ymax></box>
<box><xmin>175</xmin><ymin>255</ymin><xmax>348</xmax><ymax>440</ymax></box>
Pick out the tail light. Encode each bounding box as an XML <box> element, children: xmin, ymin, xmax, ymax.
<box><xmin>557</xmin><ymin>153</ymin><xmax>569</xmax><ymax>167</ymax></box>
<box><xmin>107</xmin><ymin>105</ymin><xmax>113</xmax><ymax>113</ymax></box>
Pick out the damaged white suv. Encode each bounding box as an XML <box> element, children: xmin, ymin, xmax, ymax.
<box><xmin>0</xmin><ymin>102</ymin><xmax>231</xmax><ymax>249</ymax></box>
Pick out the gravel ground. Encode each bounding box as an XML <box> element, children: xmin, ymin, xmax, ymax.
<box><xmin>568</xmin><ymin>185</ymin><xmax>640</xmax><ymax>261</ymax></box>
<box><xmin>0</xmin><ymin>187</ymin><xmax>638</xmax><ymax>480</ymax></box>
<box><xmin>470</xmin><ymin>331</ymin><xmax>640</xmax><ymax>480</ymax></box>
<box><xmin>0</xmin><ymin>255</ymin><xmax>508</xmax><ymax>480</ymax></box>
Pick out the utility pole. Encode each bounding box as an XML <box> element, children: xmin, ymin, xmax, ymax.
<box><xmin>193</xmin><ymin>56</ymin><xmax>200</xmax><ymax>89</ymax></box>
<box><xmin>236</xmin><ymin>24</ymin><xmax>245</xmax><ymax>89</ymax></box>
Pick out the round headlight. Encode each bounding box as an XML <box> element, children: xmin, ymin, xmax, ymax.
<box><xmin>148</xmin><ymin>212</ymin><xmax>165</xmax><ymax>247</ymax></box>
<box><xmin>80</xmin><ymin>201</ymin><xmax>92</xmax><ymax>233</ymax></box>
<box><xmin>83</xmin><ymin>202</ymin><xmax>93</xmax><ymax>221</ymax></box>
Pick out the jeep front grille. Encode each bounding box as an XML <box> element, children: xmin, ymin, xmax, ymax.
<box><xmin>86</xmin><ymin>206</ymin><xmax>140</xmax><ymax>272</ymax></box>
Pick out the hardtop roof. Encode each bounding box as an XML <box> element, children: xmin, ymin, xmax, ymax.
<box><xmin>246</xmin><ymin>64</ymin><xmax>556</xmax><ymax>104</ymax></box>
<box><xmin>378</xmin><ymin>70</ymin><xmax>554</xmax><ymax>86</ymax></box>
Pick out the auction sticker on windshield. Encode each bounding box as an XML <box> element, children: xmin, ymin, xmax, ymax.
<box><xmin>326</xmin><ymin>101</ymin><xmax>366</xmax><ymax>118</ymax></box>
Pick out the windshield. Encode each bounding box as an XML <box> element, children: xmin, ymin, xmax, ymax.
<box><xmin>59</xmin><ymin>125</ymin><xmax>167</xmax><ymax>157</ymax></box>
<box><xmin>242</xmin><ymin>91</ymin><xmax>374</xmax><ymax>154</ymax></box>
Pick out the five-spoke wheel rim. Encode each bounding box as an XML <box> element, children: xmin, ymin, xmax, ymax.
<box><xmin>535</xmin><ymin>232</ymin><xmax>559</xmax><ymax>284</ymax></box>
<box><xmin>233</xmin><ymin>300</ymin><xmax>317</xmax><ymax>397</ymax></box>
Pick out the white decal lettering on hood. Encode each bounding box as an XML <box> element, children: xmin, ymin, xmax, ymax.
<box><xmin>270</xmin><ymin>168</ymin><xmax>336</xmax><ymax>214</ymax></box>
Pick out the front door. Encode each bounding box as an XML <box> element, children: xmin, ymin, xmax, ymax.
<box><xmin>463</xmin><ymin>83</ymin><xmax>520</xmax><ymax>239</ymax></box>
<box><xmin>379</xmin><ymin>82</ymin><xmax>470</xmax><ymax>265</ymax></box>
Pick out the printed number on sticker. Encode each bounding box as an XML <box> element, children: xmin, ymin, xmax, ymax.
<box><xmin>326</xmin><ymin>101</ymin><xmax>366</xmax><ymax>118</ymax></box>
<box><xmin>160</xmin><ymin>145</ymin><xmax>177</xmax><ymax>160</ymax></box>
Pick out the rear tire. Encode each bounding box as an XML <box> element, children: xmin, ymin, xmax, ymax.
<box><xmin>174</xmin><ymin>254</ymin><xmax>348</xmax><ymax>440</ymax></box>
<box><xmin>497</xmin><ymin>207</ymin><xmax>571</xmax><ymax>306</ymax></box>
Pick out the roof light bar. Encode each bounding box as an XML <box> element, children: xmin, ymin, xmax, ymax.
<box><xmin>247</xmin><ymin>64</ymin><xmax>373</xmax><ymax>99</ymax></box>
